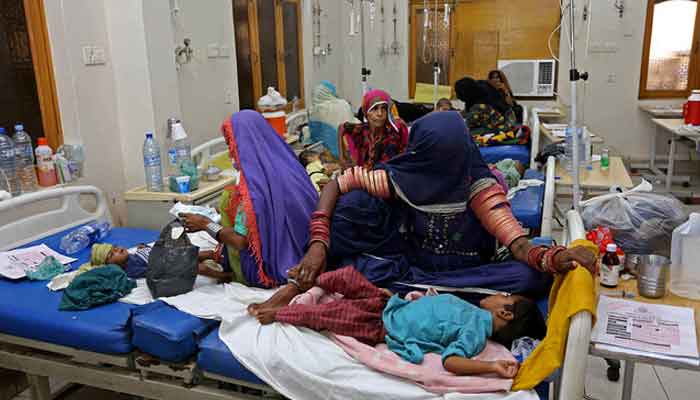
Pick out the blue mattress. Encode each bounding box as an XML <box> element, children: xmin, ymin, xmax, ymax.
<box><xmin>197</xmin><ymin>328</ymin><xmax>265</xmax><ymax>385</ymax></box>
<box><xmin>479</xmin><ymin>144</ymin><xmax>530</xmax><ymax>165</ymax></box>
<box><xmin>511</xmin><ymin>169</ymin><xmax>546</xmax><ymax>230</ymax></box>
<box><xmin>0</xmin><ymin>226</ymin><xmax>158</xmax><ymax>354</ymax></box>
<box><xmin>132</xmin><ymin>301</ymin><xmax>217</xmax><ymax>362</ymax></box>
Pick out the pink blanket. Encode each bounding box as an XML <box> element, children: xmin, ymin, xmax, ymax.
<box><xmin>288</xmin><ymin>287</ymin><xmax>514</xmax><ymax>394</ymax></box>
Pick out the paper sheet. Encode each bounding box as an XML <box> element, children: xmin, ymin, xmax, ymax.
<box><xmin>414</xmin><ymin>83</ymin><xmax>452</xmax><ymax>105</ymax></box>
<box><xmin>0</xmin><ymin>245</ymin><xmax>77</xmax><ymax>280</ymax></box>
<box><xmin>592</xmin><ymin>296</ymin><xmax>699</xmax><ymax>359</ymax></box>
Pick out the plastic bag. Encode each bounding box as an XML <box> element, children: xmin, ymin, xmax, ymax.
<box><xmin>257</xmin><ymin>86</ymin><xmax>288</xmax><ymax>110</ymax></box>
<box><xmin>169</xmin><ymin>202</ymin><xmax>220</xmax><ymax>223</ymax></box>
<box><xmin>581</xmin><ymin>181</ymin><xmax>686</xmax><ymax>256</ymax></box>
<box><xmin>146</xmin><ymin>220</ymin><xmax>199</xmax><ymax>298</ymax></box>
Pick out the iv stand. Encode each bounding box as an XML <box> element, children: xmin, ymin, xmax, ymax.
<box><xmin>432</xmin><ymin>0</ymin><xmax>439</xmax><ymax>107</ymax></box>
<box><xmin>360</xmin><ymin>0</ymin><xmax>371</xmax><ymax>95</ymax></box>
<box><xmin>568</xmin><ymin>0</ymin><xmax>589</xmax><ymax>212</ymax></box>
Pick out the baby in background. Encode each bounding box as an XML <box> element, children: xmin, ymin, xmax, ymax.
<box><xmin>298</xmin><ymin>150</ymin><xmax>341</xmax><ymax>193</ymax></box>
<box><xmin>251</xmin><ymin>266</ymin><xmax>546</xmax><ymax>378</ymax></box>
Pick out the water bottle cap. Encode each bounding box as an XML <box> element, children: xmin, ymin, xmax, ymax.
<box><xmin>145</xmin><ymin>132</ymin><xmax>154</xmax><ymax>139</ymax></box>
<box><xmin>14</xmin><ymin>124</ymin><xmax>23</xmax><ymax>131</ymax></box>
<box><xmin>37</xmin><ymin>137</ymin><xmax>48</xmax><ymax>146</ymax></box>
<box><xmin>606</xmin><ymin>243</ymin><xmax>617</xmax><ymax>252</ymax></box>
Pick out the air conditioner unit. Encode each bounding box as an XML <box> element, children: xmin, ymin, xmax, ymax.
<box><xmin>497</xmin><ymin>59</ymin><xmax>556</xmax><ymax>97</ymax></box>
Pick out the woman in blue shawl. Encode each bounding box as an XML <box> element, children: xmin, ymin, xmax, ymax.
<box><xmin>181</xmin><ymin>110</ymin><xmax>318</xmax><ymax>287</ymax></box>
<box><xmin>249</xmin><ymin>112</ymin><xmax>596</xmax><ymax>320</ymax></box>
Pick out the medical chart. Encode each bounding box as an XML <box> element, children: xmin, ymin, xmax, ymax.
<box><xmin>0</xmin><ymin>244</ymin><xmax>77</xmax><ymax>280</ymax></box>
<box><xmin>592</xmin><ymin>296</ymin><xmax>698</xmax><ymax>359</ymax></box>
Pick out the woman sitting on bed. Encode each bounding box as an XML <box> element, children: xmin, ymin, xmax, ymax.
<box><xmin>455</xmin><ymin>77</ymin><xmax>528</xmax><ymax>147</ymax></box>
<box><xmin>180</xmin><ymin>110</ymin><xmax>318</xmax><ymax>288</ymax></box>
<box><xmin>487</xmin><ymin>70</ymin><xmax>524</xmax><ymax>124</ymax></box>
<box><xmin>339</xmin><ymin>89</ymin><xmax>409</xmax><ymax>169</ymax></box>
<box><xmin>248</xmin><ymin>112</ymin><xmax>596</xmax><ymax>320</ymax></box>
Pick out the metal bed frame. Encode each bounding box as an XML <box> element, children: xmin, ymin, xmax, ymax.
<box><xmin>0</xmin><ymin>113</ymin><xmax>591</xmax><ymax>399</ymax></box>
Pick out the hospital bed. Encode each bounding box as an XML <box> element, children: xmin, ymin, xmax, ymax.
<box><xmin>0</xmin><ymin>181</ymin><xmax>590</xmax><ymax>400</ymax></box>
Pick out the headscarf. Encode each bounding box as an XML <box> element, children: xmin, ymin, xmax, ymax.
<box><xmin>308</xmin><ymin>81</ymin><xmax>356</xmax><ymax>157</ymax></box>
<box><xmin>77</xmin><ymin>243</ymin><xmax>112</xmax><ymax>271</ymax></box>
<box><xmin>455</xmin><ymin>77</ymin><xmax>509</xmax><ymax>114</ymax></box>
<box><xmin>312</xmin><ymin>80</ymin><xmax>338</xmax><ymax>105</ymax></box>
<box><xmin>222</xmin><ymin>110</ymin><xmax>318</xmax><ymax>287</ymax></box>
<box><xmin>380</xmin><ymin>112</ymin><xmax>493</xmax><ymax>208</ymax></box>
<box><xmin>361</xmin><ymin>89</ymin><xmax>399</xmax><ymax>132</ymax></box>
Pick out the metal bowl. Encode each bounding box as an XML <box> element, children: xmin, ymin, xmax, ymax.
<box><xmin>202</xmin><ymin>166</ymin><xmax>222</xmax><ymax>182</ymax></box>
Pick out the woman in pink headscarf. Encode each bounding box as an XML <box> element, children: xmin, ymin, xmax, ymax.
<box><xmin>339</xmin><ymin>89</ymin><xmax>409</xmax><ymax>169</ymax></box>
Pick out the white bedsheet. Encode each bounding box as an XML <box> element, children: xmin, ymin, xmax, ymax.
<box><xmin>162</xmin><ymin>283</ymin><xmax>538</xmax><ymax>400</ymax></box>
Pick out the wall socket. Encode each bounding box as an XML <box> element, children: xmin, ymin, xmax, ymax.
<box><xmin>82</xmin><ymin>46</ymin><xmax>107</xmax><ymax>65</ymax></box>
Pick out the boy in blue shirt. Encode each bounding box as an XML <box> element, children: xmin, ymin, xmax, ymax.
<box><xmin>262</xmin><ymin>266</ymin><xmax>546</xmax><ymax>378</ymax></box>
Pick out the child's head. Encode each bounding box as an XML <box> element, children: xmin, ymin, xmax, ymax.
<box><xmin>480</xmin><ymin>294</ymin><xmax>546</xmax><ymax>348</ymax></box>
<box><xmin>91</xmin><ymin>243</ymin><xmax>128</xmax><ymax>266</ymax></box>
<box><xmin>435</xmin><ymin>98</ymin><xmax>454</xmax><ymax>112</ymax></box>
<box><xmin>298</xmin><ymin>150</ymin><xmax>320</xmax><ymax>167</ymax></box>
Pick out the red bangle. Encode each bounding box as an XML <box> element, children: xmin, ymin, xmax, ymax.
<box><xmin>312</xmin><ymin>211</ymin><xmax>330</xmax><ymax>220</ymax></box>
<box><xmin>527</xmin><ymin>246</ymin><xmax>547</xmax><ymax>271</ymax></box>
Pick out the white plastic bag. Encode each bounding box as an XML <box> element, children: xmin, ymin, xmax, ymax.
<box><xmin>257</xmin><ymin>86</ymin><xmax>288</xmax><ymax>110</ymax></box>
<box><xmin>581</xmin><ymin>181</ymin><xmax>686</xmax><ymax>256</ymax></box>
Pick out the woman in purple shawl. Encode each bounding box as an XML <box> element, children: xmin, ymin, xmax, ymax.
<box><xmin>181</xmin><ymin>110</ymin><xmax>318</xmax><ymax>287</ymax></box>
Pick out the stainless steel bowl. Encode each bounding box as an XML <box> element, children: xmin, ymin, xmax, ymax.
<box><xmin>202</xmin><ymin>166</ymin><xmax>222</xmax><ymax>182</ymax></box>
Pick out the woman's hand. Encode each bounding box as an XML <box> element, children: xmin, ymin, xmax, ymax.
<box><xmin>295</xmin><ymin>242</ymin><xmax>328</xmax><ymax>290</ymax></box>
<box><xmin>179</xmin><ymin>213</ymin><xmax>212</xmax><ymax>233</ymax></box>
<box><xmin>552</xmin><ymin>246</ymin><xmax>598</xmax><ymax>275</ymax></box>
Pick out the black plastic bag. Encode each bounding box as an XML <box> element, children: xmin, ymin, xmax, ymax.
<box><xmin>146</xmin><ymin>220</ymin><xmax>198</xmax><ymax>298</ymax></box>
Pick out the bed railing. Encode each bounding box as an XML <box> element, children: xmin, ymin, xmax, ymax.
<box><xmin>555</xmin><ymin>209</ymin><xmax>592</xmax><ymax>400</ymax></box>
<box><xmin>0</xmin><ymin>186</ymin><xmax>112</xmax><ymax>251</ymax></box>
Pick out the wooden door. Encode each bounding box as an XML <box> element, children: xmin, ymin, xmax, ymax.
<box><xmin>233</xmin><ymin>0</ymin><xmax>304</xmax><ymax>109</ymax></box>
<box><xmin>0</xmin><ymin>0</ymin><xmax>61</xmax><ymax>148</ymax></box>
<box><xmin>452</xmin><ymin>0</ymin><xmax>560</xmax><ymax>83</ymax></box>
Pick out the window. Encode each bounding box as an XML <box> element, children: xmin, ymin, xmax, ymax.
<box><xmin>640</xmin><ymin>0</ymin><xmax>700</xmax><ymax>99</ymax></box>
<box><xmin>233</xmin><ymin>0</ymin><xmax>304</xmax><ymax>110</ymax></box>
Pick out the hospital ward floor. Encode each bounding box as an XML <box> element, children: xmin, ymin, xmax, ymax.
<box><xmin>4</xmin><ymin>361</ymin><xmax>700</xmax><ymax>400</ymax></box>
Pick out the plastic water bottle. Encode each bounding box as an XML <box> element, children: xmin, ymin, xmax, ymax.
<box><xmin>167</xmin><ymin>122</ymin><xmax>192</xmax><ymax>176</ymax></box>
<box><xmin>59</xmin><ymin>221</ymin><xmax>112</xmax><ymax>255</ymax></box>
<box><xmin>0</xmin><ymin>128</ymin><xmax>20</xmax><ymax>196</ymax></box>
<box><xmin>143</xmin><ymin>132</ymin><xmax>164</xmax><ymax>192</ymax></box>
<box><xmin>564</xmin><ymin>126</ymin><xmax>587</xmax><ymax>175</ymax></box>
<box><xmin>13</xmin><ymin>124</ymin><xmax>37</xmax><ymax>193</ymax></box>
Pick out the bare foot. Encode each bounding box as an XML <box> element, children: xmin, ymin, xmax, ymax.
<box><xmin>247</xmin><ymin>284</ymin><xmax>299</xmax><ymax>317</ymax></box>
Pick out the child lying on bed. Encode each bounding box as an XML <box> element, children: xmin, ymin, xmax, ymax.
<box><xmin>298</xmin><ymin>150</ymin><xmax>341</xmax><ymax>193</ymax></box>
<box><xmin>251</xmin><ymin>266</ymin><xmax>546</xmax><ymax>378</ymax></box>
<box><xmin>89</xmin><ymin>243</ymin><xmax>229</xmax><ymax>281</ymax></box>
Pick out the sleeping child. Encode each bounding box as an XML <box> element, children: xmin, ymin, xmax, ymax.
<box><xmin>298</xmin><ymin>150</ymin><xmax>341</xmax><ymax>193</ymax></box>
<box><xmin>249</xmin><ymin>266</ymin><xmax>546</xmax><ymax>378</ymax></box>
<box><xmin>86</xmin><ymin>243</ymin><xmax>229</xmax><ymax>281</ymax></box>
